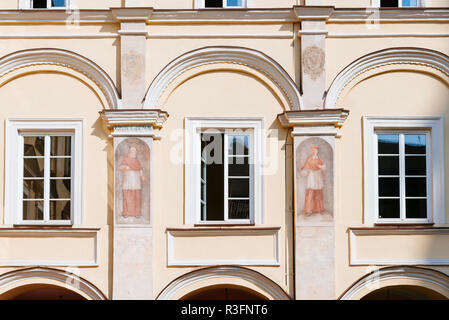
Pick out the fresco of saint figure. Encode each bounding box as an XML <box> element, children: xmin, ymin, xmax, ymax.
<box><xmin>119</xmin><ymin>146</ymin><xmax>146</xmax><ymax>218</ymax></box>
<box><xmin>300</xmin><ymin>145</ymin><xmax>326</xmax><ymax>215</ymax></box>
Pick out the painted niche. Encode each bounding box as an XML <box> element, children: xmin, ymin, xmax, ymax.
<box><xmin>115</xmin><ymin>137</ymin><xmax>150</xmax><ymax>224</ymax></box>
<box><xmin>296</xmin><ymin>137</ymin><xmax>333</xmax><ymax>223</ymax></box>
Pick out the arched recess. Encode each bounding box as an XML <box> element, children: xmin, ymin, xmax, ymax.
<box><xmin>156</xmin><ymin>266</ymin><xmax>291</xmax><ymax>300</ymax></box>
<box><xmin>340</xmin><ymin>266</ymin><xmax>449</xmax><ymax>300</ymax></box>
<box><xmin>0</xmin><ymin>267</ymin><xmax>107</xmax><ymax>300</ymax></box>
<box><xmin>325</xmin><ymin>47</ymin><xmax>449</xmax><ymax>109</ymax></box>
<box><xmin>0</xmin><ymin>48</ymin><xmax>120</xmax><ymax>109</ymax></box>
<box><xmin>143</xmin><ymin>46</ymin><xmax>302</xmax><ymax>111</ymax></box>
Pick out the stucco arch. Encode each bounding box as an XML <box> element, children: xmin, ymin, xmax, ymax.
<box><xmin>325</xmin><ymin>47</ymin><xmax>449</xmax><ymax>109</ymax></box>
<box><xmin>156</xmin><ymin>266</ymin><xmax>291</xmax><ymax>300</ymax></box>
<box><xmin>0</xmin><ymin>267</ymin><xmax>107</xmax><ymax>300</ymax></box>
<box><xmin>143</xmin><ymin>46</ymin><xmax>302</xmax><ymax>111</ymax></box>
<box><xmin>0</xmin><ymin>48</ymin><xmax>120</xmax><ymax>109</ymax></box>
<box><xmin>340</xmin><ymin>266</ymin><xmax>449</xmax><ymax>300</ymax></box>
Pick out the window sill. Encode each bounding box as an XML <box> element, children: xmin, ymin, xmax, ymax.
<box><xmin>360</xmin><ymin>223</ymin><xmax>435</xmax><ymax>230</ymax></box>
<box><xmin>13</xmin><ymin>224</ymin><xmax>74</xmax><ymax>228</ymax></box>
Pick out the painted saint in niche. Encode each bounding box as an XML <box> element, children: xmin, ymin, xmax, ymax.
<box><xmin>119</xmin><ymin>145</ymin><xmax>146</xmax><ymax>218</ymax></box>
<box><xmin>300</xmin><ymin>145</ymin><xmax>326</xmax><ymax>215</ymax></box>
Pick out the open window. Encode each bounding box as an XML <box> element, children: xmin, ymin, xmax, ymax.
<box><xmin>363</xmin><ymin>117</ymin><xmax>444</xmax><ymax>225</ymax></box>
<box><xmin>20</xmin><ymin>0</ymin><xmax>68</xmax><ymax>9</ymax></box>
<box><xmin>196</xmin><ymin>0</ymin><xmax>247</xmax><ymax>9</ymax></box>
<box><xmin>376</xmin><ymin>0</ymin><xmax>423</xmax><ymax>7</ymax></box>
<box><xmin>185</xmin><ymin>118</ymin><xmax>263</xmax><ymax>225</ymax></box>
<box><xmin>5</xmin><ymin>119</ymin><xmax>83</xmax><ymax>225</ymax></box>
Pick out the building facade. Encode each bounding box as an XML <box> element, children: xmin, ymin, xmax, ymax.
<box><xmin>0</xmin><ymin>0</ymin><xmax>448</xmax><ymax>300</ymax></box>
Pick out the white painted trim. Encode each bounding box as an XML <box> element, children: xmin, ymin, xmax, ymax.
<box><xmin>195</xmin><ymin>0</ymin><xmax>248</xmax><ymax>9</ymax></box>
<box><xmin>143</xmin><ymin>46</ymin><xmax>302</xmax><ymax>110</ymax></box>
<box><xmin>0</xmin><ymin>48</ymin><xmax>119</xmax><ymax>109</ymax></box>
<box><xmin>157</xmin><ymin>265</ymin><xmax>290</xmax><ymax>300</ymax></box>
<box><xmin>0</xmin><ymin>33</ymin><xmax>119</xmax><ymax>39</ymax></box>
<box><xmin>349</xmin><ymin>228</ymin><xmax>449</xmax><ymax>266</ymax></box>
<box><xmin>5</xmin><ymin>119</ymin><xmax>84</xmax><ymax>226</ymax></box>
<box><xmin>340</xmin><ymin>266</ymin><xmax>449</xmax><ymax>300</ymax></box>
<box><xmin>0</xmin><ymin>266</ymin><xmax>106</xmax><ymax>300</ymax></box>
<box><xmin>185</xmin><ymin>117</ymin><xmax>264</xmax><ymax>225</ymax></box>
<box><xmin>325</xmin><ymin>48</ymin><xmax>449</xmax><ymax>109</ymax></box>
<box><xmin>167</xmin><ymin>228</ymin><xmax>280</xmax><ymax>267</ymax></box>
<box><xmin>363</xmin><ymin>117</ymin><xmax>444</xmax><ymax>225</ymax></box>
<box><xmin>146</xmin><ymin>33</ymin><xmax>292</xmax><ymax>39</ymax></box>
<box><xmin>0</xmin><ymin>228</ymin><xmax>99</xmax><ymax>267</ymax></box>
<box><xmin>371</xmin><ymin>0</ymin><xmax>425</xmax><ymax>7</ymax></box>
<box><xmin>327</xmin><ymin>32</ymin><xmax>449</xmax><ymax>38</ymax></box>
<box><xmin>20</xmin><ymin>0</ymin><xmax>71</xmax><ymax>9</ymax></box>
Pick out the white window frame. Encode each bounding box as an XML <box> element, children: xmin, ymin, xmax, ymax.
<box><xmin>185</xmin><ymin>117</ymin><xmax>263</xmax><ymax>225</ymax></box>
<box><xmin>363</xmin><ymin>116</ymin><xmax>444</xmax><ymax>225</ymax></box>
<box><xmin>195</xmin><ymin>0</ymin><xmax>249</xmax><ymax>9</ymax></box>
<box><xmin>372</xmin><ymin>0</ymin><xmax>425</xmax><ymax>7</ymax></box>
<box><xmin>5</xmin><ymin>119</ymin><xmax>83</xmax><ymax>226</ymax></box>
<box><xmin>19</xmin><ymin>0</ymin><xmax>71</xmax><ymax>9</ymax></box>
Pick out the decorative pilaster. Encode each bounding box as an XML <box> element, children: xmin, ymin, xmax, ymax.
<box><xmin>100</xmin><ymin>109</ymin><xmax>168</xmax><ymax>300</ymax></box>
<box><xmin>112</xmin><ymin>8</ymin><xmax>152</xmax><ymax>109</ymax></box>
<box><xmin>294</xmin><ymin>7</ymin><xmax>333</xmax><ymax>110</ymax></box>
<box><xmin>279</xmin><ymin>109</ymin><xmax>348</xmax><ymax>300</ymax></box>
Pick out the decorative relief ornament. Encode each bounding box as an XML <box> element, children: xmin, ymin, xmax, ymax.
<box><xmin>302</xmin><ymin>45</ymin><xmax>325</xmax><ymax>81</ymax></box>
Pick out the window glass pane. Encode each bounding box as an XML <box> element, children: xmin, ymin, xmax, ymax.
<box><xmin>23</xmin><ymin>201</ymin><xmax>44</xmax><ymax>220</ymax></box>
<box><xmin>378</xmin><ymin>156</ymin><xmax>399</xmax><ymax>175</ymax></box>
<box><xmin>228</xmin><ymin>200</ymin><xmax>249</xmax><ymax>219</ymax></box>
<box><xmin>205</xmin><ymin>0</ymin><xmax>223</xmax><ymax>7</ymax></box>
<box><xmin>402</xmin><ymin>0</ymin><xmax>418</xmax><ymax>6</ymax></box>
<box><xmin>405</xmin><ymin>177</ymin><xmax>427</xmax><ymax>197</ymax></box>
<box><xmin>406</xmin><ymin>199</ymin><xmax>427</xmax><ymax>219</ymax></box>
<box><xmin>380</xmin><ymin>0</ymin><xmax>398</xmax><ymax>6</ymax></box>
<box><xmin>50</xmin><ymin>200</ymin><xmax>71</xmax><ymax>220</ymax></box>
<box><xmin>405</xmin><ymin>134</ymin><xmax>426</xmax><ymax>154</ymax></box>
<box><xmin>50</xmin><ymin>158</ymin><xmax>71</xmax><ymax>177</ymax></box>
<box><xmin>51</xmin><ymin>136</ymin><xmax>71</xmax><ymax>156</ymax></box>
<box><xmin>23</xmin><ymin>179</ymin><xmax>44</xmax><ymax>199</ymax></box>
<box><xmin>228</xmin><ymin>135</ymin><xmax>249</xmax><ymax>156</ymax></box>
<box><xmin>405</xmin><ymin>156</ymin><xmax>426</xmax><ymax>175</ymax></box>
<box><xmin>24</xmin><ymin>158</ymin><xmax>44</xmax><ymax>177</ymax></box>
<box><xmin>50</xmin><ymin>179</ymin><xmax>71</xmax><ymax>199</ymax></box>
<box><xmin>229</xmin><ymin>157</ymin><xmax>249</xmax><ymax>176</ymax></box>
<box><xmin>201</xmin><ymin>133</ymin><xmax>224</xmax><ymax>221</ymax></box>
<box><xmin>24</xmin><ymin>136</ymin><xmax>45</xmax><ymax>157</ymax></box>
<box><xmin>32</xmin><ymin>0</ymin><xmax>47</xmax><ymax>8</ymax></box>
<box><xmin>378</xmin><ymin>177</ymin><xmax>399</xmax><ymax>197</ymax></box>
<box><xmin>379</xmin><ymin>199</ymin><xmax>400</xmax><ymax>219</ymax></box>
<box><xmin>227</xmin><ymin>0</ymin><xmax>243</xmax><ymax>6</ymax></box>
<box><xmin>51</xmin><ymin>0</ymin><xmax>66</xmax><ymax>7</ymax></box>
<box><xmin>229</xmin><ymin>178</ymin><xmax>249</xmax><ymax>198</ymax></box>
<box><xmin>378</xmin><ymin>134</ymin><xmax>399</xmax><ymax>154</ymax></box>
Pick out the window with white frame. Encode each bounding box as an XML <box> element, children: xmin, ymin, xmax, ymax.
<box><xmin>5</xmin><ymin>119</ymin><xmax>83</xmax><ymax>225</ymax></box>
<box><xmin>196</xmin><ymin>0</ymin><xmax>247</xmax><ymax>9</ymax></box>
<box><xmin>185</xmin><ymin>118</ymin><xmax>263</xmax><ymax>225</ymax></box>
<box><xmin>363</xmin><ymin>117</ymin><xmax>444</xmax><ymax>225</ymax></box>
<box><xmin>20</xmin><ymin>0</ymin><xmax>68</xmax><ymax>9</ymax></box>
<box><xmin>376</xmin><ymin>0</ymin><xmax>423</xmax><ymax>7</ymax></box>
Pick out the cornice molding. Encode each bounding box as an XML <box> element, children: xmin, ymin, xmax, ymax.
<box><xmin>100</xmin><ymin>109</ymin><xmax>169</xmax><ymax>128</ymax></box>
<box><xmin>325</xmin><ymin>47</ymin><xmax>449</xmax><ymax>109</ymax></box>
<box><xmin>329</xmin><ymin>8</ymin><xmax>449</xmax><ymax>22</ymax></box>
<box><xmin>277</xmin><ymin>109</ymin><xmax>349</xmax><ymax>127</ymax></box>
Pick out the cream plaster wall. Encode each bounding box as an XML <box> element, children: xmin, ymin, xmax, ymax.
<box><xmin>0</xmin><ymin>71</ymin><xmax>111</xmax><ymax>298</ymax></box>
<box><xmin>335</xmin><ymin>70</ymin><xmax>449</xmax><ymax>298</ymax></box>
<box><xmin>152</xmin><ymin>70</ymin><xmax>293</xmax><ymax>298</ymax></box>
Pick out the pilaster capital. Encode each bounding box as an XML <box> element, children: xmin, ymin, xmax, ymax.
<box><xmin>277</xmin><ymin>108</ymin><xmax>349</xmax><ymax>137</ymax></box>
<box><xmin>100</xmin><ymin>109</ymin><xmax>169</xmax><ymax>135</ymax></box>
<box><xmin>293</xmin><ymin>6</ymin><xmax>334</xmax><ymax>21</ymax></box>
<box><xmin>111</xmin><ymin>7</ymin><xmax>153</xmax><ymax>22</ymax></box>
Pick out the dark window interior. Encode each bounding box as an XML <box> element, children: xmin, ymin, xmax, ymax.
<box><xmin>32</xmin><ymin>0</ymin><xmax>47</xmax><ymax>8</ymax></box>
<box><xmin>380</xmin><ymin>0</ymin><xmax>399</xmax><ymax>7</ymax></box>
<box><xmin>205</xmin><ymin>0</ymin><xmax>223</xmax><ymax>8</ymax></box>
